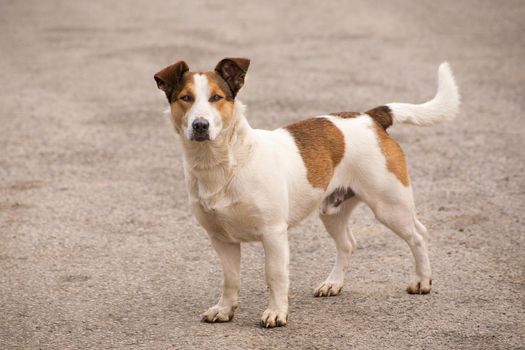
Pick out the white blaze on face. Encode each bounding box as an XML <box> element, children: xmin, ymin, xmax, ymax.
<box><xmin>185</xmin><ymin>74</ymin><xmax>223</xmax><ymax>141</ymax></box>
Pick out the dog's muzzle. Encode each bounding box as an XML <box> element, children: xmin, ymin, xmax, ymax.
<box><xmin>191</xmin><ymin>118</ymin><xmax>210</xmax><ymax>141</ymax></box>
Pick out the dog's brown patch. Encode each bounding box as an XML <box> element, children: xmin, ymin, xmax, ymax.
<box><xmin>329</xmin><ymin>111</ymin><xmax>361</xmax><ymax>119</ymax></box>
<box><xmin>286</xmin><ymin>118</ymin><xmax>345</xmax><ymax>189</ymax></box>
<box><xmin>366</xmin><ymin>106</ymin><xmax>393</xmax><ymax>129</ymax></box>
<box><xmin>204</xmin><ymin>72</ymin><xmax>234</xmax><ymax>101</ymax></box>
<box><xmin>214</xmin><ymin>58</ymin><xmax>250</xmax><ymax>98</ymax></box>
<box><xmin>331</xmin><ymin>109</ymin><xmax>393</xmax><ymax>129</ymax></box>
<box><xmin>154</xmin><ymin>60</ymin><xmax>190</xmax><ymax>102</ymax></box>
<box><xmin>168</xmin><ymin>72</ymin><xmax>196</xmax><ymax>132</ymax></box>
<box><xmin>374</xmin><ymin>123</ymin><xmax>410</xmax><ymax>186</ymax></box>
<box><xmin>205</xmin><ymin>72</ymin><xmax>236</xmax><ymax>128</ymax></box>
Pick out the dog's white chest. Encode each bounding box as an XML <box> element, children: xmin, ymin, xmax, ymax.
<box><xmin>195</xmin><ymin>198</ymin><xmax>264</xmax><ymax>242</ymax></box>
<box><xmin>189</xmin><ymin>175</ymin><xmax>265</xmax><ymax>242</ymax></box>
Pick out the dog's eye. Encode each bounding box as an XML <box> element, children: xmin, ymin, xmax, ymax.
<box><xmin>180</xmin><ymin>95</ymin><xmax>193</xmax><ymax>102</ymax></box>
<box><xmin>210</xmin><ymin>94</ymin><xmax>223</xmax><ymax>102</ymax></box>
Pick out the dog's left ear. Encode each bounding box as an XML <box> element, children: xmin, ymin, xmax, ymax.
<box><xmin>215</xmin><ymin>58</ymin><xmax>250</xmax><ymax>98</ymax></box>
<box><xmin>154</xmin><ymin>61</ymin><xmax>189</xmax><ymax>102</ymax></box>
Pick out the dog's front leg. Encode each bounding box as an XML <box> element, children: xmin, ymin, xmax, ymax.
<box><xmin>260</xmin><ymin>226</ymin><xmax>289</xmax><ymax>328</ymax></box>
<box><xmin>201</xmin><ymin>236</ymin><xmax>240</xmax><ymax>323</ymax></box>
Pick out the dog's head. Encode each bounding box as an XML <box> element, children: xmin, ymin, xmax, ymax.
<box><xmin>154</xmin><ymin>58</ymin><xmax>250</xmax><ymax>142</ymax></box>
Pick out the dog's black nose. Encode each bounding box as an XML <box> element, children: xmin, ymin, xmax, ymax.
<box><xmin>192</xmin><ymin>118</ymin><xmax>209</xmax><ymax>133</ymax></box>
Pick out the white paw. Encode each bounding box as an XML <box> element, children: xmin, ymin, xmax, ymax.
<box><xmin>260</xmin><ymin>308</ymin><xmax>287</xmax><ymax>328</ymax></box>
<box><xmin>314</xmin><ymin>281</ymin><xmax>343</xmax><ymax>297</ymax></box>
<box><xmin>201</xmin><ymin>304</ymin><xmax>237</xmax><ymax>323</ymax></box>
<box><xmin>406</xmin><ymin>278</ymin><xmax>432</xmax><ymax>295</ymax></box>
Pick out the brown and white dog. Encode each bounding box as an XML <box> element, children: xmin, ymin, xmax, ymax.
<box><xmin>154</xmin><ymin>58</ymin><xmax>459</xmax><ymax>328</ymax></box>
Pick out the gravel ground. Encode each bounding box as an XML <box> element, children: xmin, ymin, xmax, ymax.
<box><xmin>1</xmin><ymin>1</ymin><xmax>524</xmax><ymax>349</ymax></box>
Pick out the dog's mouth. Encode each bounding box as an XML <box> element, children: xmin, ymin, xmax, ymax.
<box><xmin>190</xmin><ymin>132</ymin><xmax>210</xmax><ymax>142</ymax></box>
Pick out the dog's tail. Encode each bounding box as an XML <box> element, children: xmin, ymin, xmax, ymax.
<box><xmin>367</xmin><ymin>62</ymin><xmax>460</xmax><ymax>129</ymax></box>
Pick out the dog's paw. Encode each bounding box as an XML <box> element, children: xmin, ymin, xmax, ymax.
<box><xmin>406</xmin><ymin>278</ymin><xmax>432</xmax><ymax>295</ymax></box>
<box><xmin>314</xmin><ymin>281</ymin><xmax>343</xmax><ymax>297</ymax></box>
<box><xmin>260</xmin><ymin>308</ymin><xmax>287</xmax><ymax>328</ymax></box>
<box><xmin>201</xmin><ymin>304</ymin><xmax>237</xmax><ymax>323</ymax></box>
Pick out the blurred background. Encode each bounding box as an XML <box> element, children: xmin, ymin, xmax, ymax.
<box><xmin>1</xmin><ymin>1</ymin><xmax>523</xmax><ymax>349</ymax></box>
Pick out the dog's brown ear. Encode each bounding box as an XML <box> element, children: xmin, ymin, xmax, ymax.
<box><xmin>154</xmin><ymin>61</ymin><xmax>189</xmax><ymax>102</ymax></box>
<box><xmin>215</xmin><ymin>58</ymin><xmax>250</xmax><ymax>98</ymax></box>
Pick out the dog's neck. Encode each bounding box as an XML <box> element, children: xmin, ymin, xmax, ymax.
<box><xmin>181</xmin><ymin>101</ymin><xmax>254</xmax><ymax>188</ymax></box>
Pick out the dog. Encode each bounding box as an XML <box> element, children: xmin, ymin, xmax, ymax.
<box><xmin>153</xmin><ymin>58</ymin><xmax>459</xmax><ymax>327</ymax></box>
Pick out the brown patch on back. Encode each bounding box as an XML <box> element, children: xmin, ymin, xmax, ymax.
<box><xmin>285</xmin><ymin>118</ymin><xmax>345</xmax><ymax>189</ymax></box>
<box><xmin>329</xmin><ymin>111</ymin><xmax>361</xmax><ymax>119</ymax></box>
<box><xmin>366</xmin><ymin>105</ymin><xmax>393</xmax><ymax>129</ymax></box>
<box><xmin>331</xmin><ymin>108</ymin><xmax>393</xmax><ymax>129</ymax></box>
<box><xmin>373</xmin><ymin>122</ymin><xmax>410</xmax><ymax>186</ymax></box>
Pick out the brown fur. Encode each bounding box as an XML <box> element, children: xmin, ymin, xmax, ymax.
<box><xmin>373</xmin><ymin>122</ymin><xmax>410</xmax><ymax>186</ymax></box>
<box><xmin>204</xmin><ymin>72</ymin><xmax>236</xmax><ymax>128</ymax></box>
<box><xmin>154</xmin><ymin>61</ymin><xmax>189</xmax><ymax>102</ymax></box>
<box><xmin>331</xmin><ymin>108</ymin><xmax>393</xmax><ymax>129</ymax></box>
<box><xmin>169</xmin><ymin>72</ymin><xmax>195</xmax><ymax>132</ymax></box>
<box><xmin>366</xmin><ymin>106</ymin><xmax>393</xmax><ymax>129</ymax></box>
<box><xmin>214</xmin><ymin>58</ymin><xmax>250</xmax><ymax>98</ymax></box>
<box><xmin>204</xmin><ymin>72</ymin><xmax>234</xmax><ymax>101</ymax></box>
<box><xmin>285</xmin><ymin>118</ymin><xmax>345</xmax><ymax>189</ymax></box>
<box><xmin>329</xmin><ymin>111</ymin><xmax>361</xmax><ymax>119</ymax></box>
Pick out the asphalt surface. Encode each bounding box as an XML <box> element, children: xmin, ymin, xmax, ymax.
<box><xmin>1</xmin><ymin>0</ymin><xmax>524</xmax><ymax>349</ymax></box>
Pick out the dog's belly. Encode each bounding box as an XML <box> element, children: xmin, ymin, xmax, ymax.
<box><xmin>287</xmin><ymin>192</ymin><xmax>324</xmax><ymax>227</ymax></box>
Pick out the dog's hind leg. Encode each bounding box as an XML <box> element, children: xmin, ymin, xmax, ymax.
<box><xmin>315</xmin><ymin>197</ymin><xmax>360</xmax><ymax>297</ymax></box>
<box><xmin>370</xmin><ymin>194</ymin><xmax>432</xmax><ymax>294</ymax></box>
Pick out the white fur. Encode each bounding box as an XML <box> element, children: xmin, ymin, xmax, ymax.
<box><xmin>185</xmin><ymin>74</ymin><xmax>223</xmax><ymax>140</ymax></box>
<box><xmin>165</xmin><ymin>63</ymin><xmax>459</xmax><ymax>327</ymax></box>
<box><xmin>387</xmin><ymin>62</ymin><xmax>460</xmax><ymax>126</ymax></box>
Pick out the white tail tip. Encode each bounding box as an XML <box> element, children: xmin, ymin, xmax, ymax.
<box><xmin>387</xmin><ymin>62</ymin><xmax>460</xmax><ymax>127</ymax></box>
